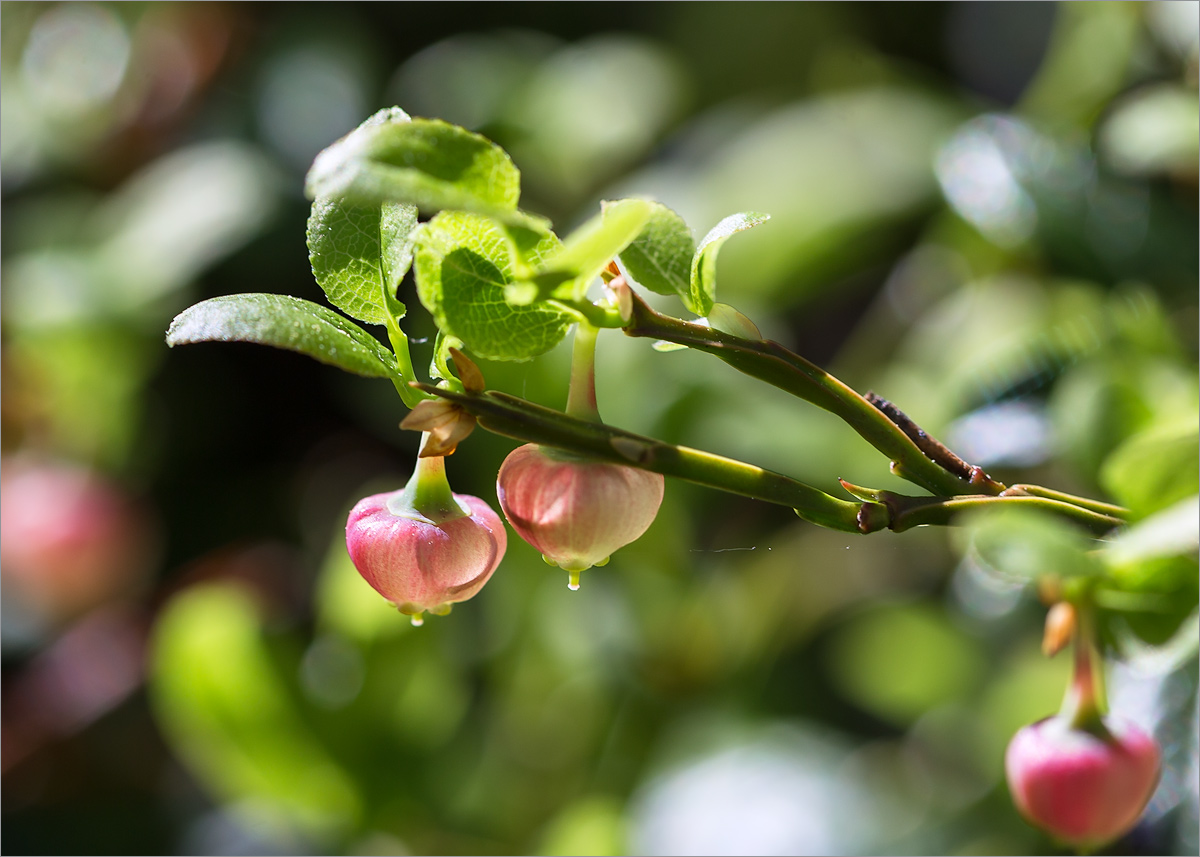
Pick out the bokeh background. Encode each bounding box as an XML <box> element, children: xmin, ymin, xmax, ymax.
<box><xmin>2</xmin><ymin>2</ymin><xmax>1197</xmax><ymax>854</ymax></box>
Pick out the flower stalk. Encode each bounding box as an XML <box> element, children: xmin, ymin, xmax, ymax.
<box><xmin>566</xmin><ymin>322</ymin><xmax>601</xmax><ymax>422</ymax></box>
<box><xmin>1059</xmin><ymin>598</ymin><xmax>1109</xmax><ymax>737</ymax></box>
<box><xmin>387</xmin><ymin>433</ymin><xmax>470</xmax><ymax>524</ymax></box>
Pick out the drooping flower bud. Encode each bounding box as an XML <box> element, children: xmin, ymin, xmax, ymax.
<box><xmin>1005</xmin><ymin>715</ymin><xmax>1160</xmax><ymax>849</ymax></box>
<box><xmin>346</xmin><ymin>490</ymin><xmax>505</xmax><ymax>624</ymax></box>
<box><xmin>496</xmin><ymin>443</ymin><xmax>664</xmax><ymax>589</ymax></box>
<box><xmin>345</xmin><ymin>444</ymin><xmax>505</xmax><ymax>625</ymax></box>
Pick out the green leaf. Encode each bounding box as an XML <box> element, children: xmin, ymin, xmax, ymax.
<box><xmin>414</xmin><ymin>212</ymin><xmax>574</xmax><ymax>361</ymax></box>
<box><xmin>1103</xmin><ymin>554</ymin><xmax>1199</xmax><ymax>646</ymax></box>
<box><xmin>689</xmin><ymin>212</ymin><xmax>770</xmax><ymax>316</ymax></box>
<box><xmin>512</xmin><ymin>198</ymin><xmax>654</xmax><ymax>304</ymax></box>
<box><xmin>306</xmin><ymin>109</ymin><xmax>541</xmax><ymax>227</ymax></box>
<box><xmin>616</xmin><ymin>201</ymin><xmax>694</xmax><ymax>298</ymax></box>
<box><xmin>707</xmin><ymin>302</ymin><xmax>762</xmax><ymax>339</ymax></box>
<box><xmin>1110</xmin><ymin>606</ymin><xmax>1199</xmax><ymax>663</ymax></box>
<box><xmin>1098</xmin><ymin>495</ymin><xmax>1199</xmax><ymax>644</ymax></box>
<box><xmin>307</xmin><ymin>196</ymin><xmax>418</xmax><ymax>325</ymax></box>
<box><xmin>965</xmin><ymin>507</ymin><xmax>1102</xmax><ymax>582</ymax></box>
<box><xmin>1100</xmin><ymin>417</ymin><xmax>1200</xmax><ymax>518</ymax></box>
<box><xmin>429</xmin><ymin>329</ymin><xmax>465</xmax><ymax>386</ymax></box>
<box><xmin>166</xmin><ymin>294</ymin><xmax>398</xmax><ymax>379</ymax></box>
<box><xmin>1103</xmin><ymin>495</ymin><xmax>1199</xmax><ymax>569</ymax></box>
<box><xmin>148</xmin><ymin>582</ymin><xmax>361</xmax><ymax>838</ymax></box>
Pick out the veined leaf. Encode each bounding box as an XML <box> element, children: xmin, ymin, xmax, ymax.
<box><xmin>306</xmin><ymin>109</ymin><xmax>540</xmax><ymax>227</ymax></box>
<box><xmin>617</xmin><ymin>201</ymin><xmax>694</xmax><ymax>299</ymax></box>
<box><xmin>689</xmin><ymin>212</ymin><xmax>770</xmax><ymax>316</ymax></box>
<box><xmin>512</xmin><ymin>198</ymin><xmax>654</xmax><ymax>304</ymax></box>
<box><xmin>414</xmin><ymin>212</ymin><xmax>574</xmax><ymax>361</ymax></box>
<box><xmin>307</xmin><ymin>197</ymin><xmax>417</xmax><ymax>325</ymax></box>
<box><xmin>166</xmin><ymin>294</ymin><xmax>398</xmax><ymax>379</ymax></box>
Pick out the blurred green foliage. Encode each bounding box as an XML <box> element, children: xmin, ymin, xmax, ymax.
<box><xmin>2</xmin><ymin>3</ymin><xmax>1196</xmax><ymax>856</ymax></box>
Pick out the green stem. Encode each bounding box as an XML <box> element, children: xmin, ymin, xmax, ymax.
<box><xmin>566</xmin><ymin>323</ymin><xmax>601</xmax><ymax>422</ymax></box>
<box><xmin>417</xmin><ymin>384</ymin><xmax>1125</xmax><ymax>537</ymax></box>
<box><xmin>1060</xmin><ymin>598</ymin><xmax>1110</xmax><ymax>736</ymax></box>
<box><xmin>620</xmin><ymin>289</ymin><xmax>990</xmax><ymax>497</ymax></box>
<box><xmin>385</xmin><ymin>324</ymin><xmax>427</xmax><ymax>409</ymax></box>
<box><xmin>1003</xmin><ymin>484</ymin><xmax>1128</xmax><ymax>518</ymax></box>
<box><xmin>885</xmin><ymin>492</ymin><xmax>1123</xmax><ymax>537</ymax></box>
<box><xmin>416</xmin><ymin>384</ymin><xmax>878</xmax><ymax>534</ymax></box>
<box><xmin>377</xmin><ymin>240</ymin><xmax>430</xmax><ymax>409</ymax></box>
<box><xmin>548</xmin><ymin>297</ymin><xmax>626</xmax><ymax>330</ymax></box>
<box><xmin>388</xmin><ymin>432</ymin><xmax>470</xmax><ymax>524</ymax></box>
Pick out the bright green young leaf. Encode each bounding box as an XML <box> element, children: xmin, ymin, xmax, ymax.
<box><xmin>1100</xmin><ymin>417</ymin><xmax>1200</xmax><ymax>518</ymax></box>
<box><xmin>512</xmin><ymin>198</ymin><xmax>654</xmax><ymax>304</ymax></box>
<box><xmin>965</xmin><ymin>507</ymin><xmax>1102</xmax><ymax>582</ymax></box>
<box><xmin>149</xmin><ymin>582</ymin><xmax>361</xmax><ymax>839</ymax></box>
<box><xmin>306</xmin><ymin>108</ymin><xmax>540</xmax><ymax>227</ymax></box>
<box><xmin>429</xmin><ymin>329</ymin><xmax>466</xmax><ymax>386</ymax></box>
<box><xmin>616</xmin><ymin>201</ymin><xmax>694</xmax><ymax>298</ymax></box>
<box><xmin>688</xmin><ymin>212</ymin><xmax>770</xmax><ymax>316</ymax></box>
<box><xmin>707</xmin><ymin>302</ymin><xmax>763</xmax><ymax>339</ymax></box>
<box><xmin>414</xmin><ymin>211</ymin><xmax>574</xmax><ymax>361</ymax></box>
<box><xmin>307</xmin><ymin>197</ymin><xmax>417</xmax><ymax>325</ymax></box>
<box><xmin>166</xmin><ymin>294</ymin><xmax>399</xmax><ymax>379</ymax></box>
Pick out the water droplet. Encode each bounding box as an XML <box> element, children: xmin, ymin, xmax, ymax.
<box><xmin>567</xmin><ymin>570</ymin><xmax>581</xmax><ymax>591</ymax></box>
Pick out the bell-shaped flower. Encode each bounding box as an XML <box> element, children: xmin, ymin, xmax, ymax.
<box><xmin>496</xmin><ymin>443</ymin><xmax>663</xmax><ymax>589</ymax></box>
<box><xmin>346</xmin><ymin>448</ymin><xmax>505</xmax><ymax>624</ymax></box>
<box><xmin>1005</xmin><ymin>714</ymin><xmax>1160</xmax><ymax>849</ymax></box>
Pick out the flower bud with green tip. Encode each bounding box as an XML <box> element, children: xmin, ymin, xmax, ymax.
<box><xmin>346</xmin><ymin>436</ymin><xmax>506</xmax><ymax>625</ymax></box>
<box><xmin>496</xmin><ymin>321</ymin><xmax>663</xmax><ymax>589</ymax></box>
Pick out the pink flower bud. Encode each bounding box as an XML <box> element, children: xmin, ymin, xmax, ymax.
<box><xmin>345</xmin><ymin>490</ymin><xmax>506</xmax><ymax>624</ymax></box>
<box><xmin>496</xmin><ymin>443</ymin><xmax>664</xmax><ymax>588</ymax></box>
<box><xmin>1</xmin><ymin>457</ymin><xmax>153</xmax><ymax>623</ymax></box>
<box><xmin>1005</xmin><ymin>715</ymin><xmax>1161</xmax><ymax>849</ymax></box>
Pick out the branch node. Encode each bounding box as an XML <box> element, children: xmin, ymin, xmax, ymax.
<box><xmin>865</xmin><ymin>392</ymin><xmax>1004</xmax><ymax>494</ymax></box>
